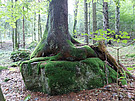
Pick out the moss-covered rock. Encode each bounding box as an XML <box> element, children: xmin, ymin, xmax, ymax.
<box><xmin>20</xmin><ymin>58</ymin><xmax>117</xmax><ymax>95</ymax></box>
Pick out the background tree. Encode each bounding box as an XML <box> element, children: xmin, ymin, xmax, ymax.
<box><xmin>73</xmin><ymin>0</ymin><xmax>79</xmax><ymax>38</ymax></box>
<box><xmin>0</xmin><ymin>85</ymin><xmax>5</xmax><ymax>101</ymax></box>
<box><xmin>103</xmin><ymin>0</ymin><xmax>109</xmax><ymax>31</ymax></box>
<box><xmin>115</xmin><ymin>0</ymin><xmax>120</xmax><ymax>36</ymax></box>
<box><xmin>84</xmin><ymin>0</ymin><xmax>88</xmax><ymax>44</ymax></box>
<box><xmin>92</xmin><ymin>0</ymin><xmax>97</xmax><ymax>44</ymax></box>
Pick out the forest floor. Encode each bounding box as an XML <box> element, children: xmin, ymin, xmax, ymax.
<box><xmin>0</xmin><ymin>41</ymin><xmax>135</xmax><ymax>101</ymax></box>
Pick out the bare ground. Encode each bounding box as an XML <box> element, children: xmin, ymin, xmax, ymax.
<box><xmin>0</xmin><ymin>41</ymin><xmax>135</xmax><ymax>101</ymax></box>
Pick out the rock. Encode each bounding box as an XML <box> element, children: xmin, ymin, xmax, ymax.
<box><xmin>20</xmin><ymin>58</ymin><xmax>118</xmax><ymax>95</ymax></box>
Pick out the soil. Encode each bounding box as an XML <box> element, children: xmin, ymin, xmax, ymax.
<box><xmin>0</xmin><ymin>41</ymin><xmax>135</xmax><ymax>101</ymax></box>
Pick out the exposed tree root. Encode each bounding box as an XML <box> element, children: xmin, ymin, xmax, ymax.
<box><xmin>90</xmin><ymin>41</ymin><xmax>135</xmax><ymax>80</ymax></box>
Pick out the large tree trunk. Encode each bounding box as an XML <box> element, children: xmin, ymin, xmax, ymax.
<box><xmin>31</xmin><ymin>0</ymin><xmax>95</xmax><ymax>60</ymax></box>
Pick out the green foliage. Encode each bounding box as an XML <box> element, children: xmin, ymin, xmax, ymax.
<box><xmin>4</xmin><ymin>78</ymin><xmax>10</xmax><ymax>82</ymax></box>
<box><xmin>126</xmin><ymin>54</ymin><xmax>135</xmax><ymax>57</ymax></box>
<box><xmin>24</xmin><ymin>95</ymin><xmax>31</xmax><ymax>101</ymax></box>
<box><xmin>81</xmin><ymin>29</ymin><xmax>131</xmax><ymax>44</ymax></box>
<box><xmin>127</xmin><ymin>67</ymin><xmax>134</xmax><ymax>70</ymax></box>
<box><xmin>119</xmin><ymin>70</ymin><xmax>127</xmax><ymax>85</ymax></box>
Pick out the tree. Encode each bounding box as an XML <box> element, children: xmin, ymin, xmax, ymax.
<box><xmin>23</xmin><ymin>6</ymin><xmax>25</xmax><ymax>49</ymax></box>
<box><xmin>38</xmin><ymin>0</ymin><xmax>42</xmax><ymax>42</ymax></box>
<box><xmin>73</xmin><ymin>0</ymin><xmax>79</xmax><ymax>38</ymax></box>
<box><xmin>31</xmin><ymin>0</ymin><xmax>93</xmax><ymax>59</ymax></box>
<box><xmin>33</xmin><ymin>12</ymin><xmax>36</xmax><ymax>41</ymax></box>
<box><xmin>0</xmin><ymin>85</ymin><xmax>5</xmax><ymax>101</ymax></box>
<box><xmin>115</xmin><ymin>0</ymin><xmax>120</xmax><ymax>36</ymax></box>
<box><xmin>84</xmin><ymin>0</ymin><xmax>88</xmax><ymax>44</ymax></box>
<box><xmin>92</xmin><ymin>0</ymin><xmax>97</xmax><ymax>44</ymax></box>
<box><xmin>15</xmin><ymin>0</ymin><xmax>18</xmax><ymax>50</ymax></box>
<box><xmin>103</xmin><ymin>0</ymin><xmax>109</xmax><ymax>31</ymax></box>
<box><xmin>20</xmin><ymin>0</ymin><xmax>135</xmax><ymax>95</ymax></box>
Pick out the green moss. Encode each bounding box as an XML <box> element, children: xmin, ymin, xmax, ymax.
<box><xmin>30</xmin><ymin>29</ymin><xmax>48</xmax><ymax>59</ymax></box>
<box><xmin>38</xmin><ymin>58</ymin><xmax>117</xmax><ymax>95</ymax></box>
<box><xmin>67</xmin><ymin>40</ymin><xmax>75</xmax><ymax>48</ymax></box>
<box><xmin>81</xmin><ymin>58</ymin><xmax>117</xmax><ymax>88</ymax></box>
<box><xmin>27</xmin><ymin>62</ymin><xmax>32</xmax><ymax>75</ymax></box>
<box><xmin>37</xmin><ymin>62</ymin><xmax>42</xmax><ymax>74</ymax></box>
<box><xmin>66</xmin><ymin>42</ymin><xmax>97</xmax><ymax>60</ymax></box>
<box><xmin>42</xmin><ymin>61</ymin><xmax>77</xmax><ymax>95</ymax></box>
<box><xmin>0</xmin><ymin>66</ymin><xmax>7</xmax><ymax>71</ymax></box>
<box><xmin>20</xmin><ymin>53</ymin><xmax>62</xmax><ymax>75</ymax></box>
<box><xmin>21</xmin><ymin>56</ymin><xmax>118</xmax><ymax>95</ymax></box>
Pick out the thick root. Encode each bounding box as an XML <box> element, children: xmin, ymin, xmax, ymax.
<box><xmin>91</xmin><ymin>41</ymin><xmax>135</xmax><ymax>80</ymax></box>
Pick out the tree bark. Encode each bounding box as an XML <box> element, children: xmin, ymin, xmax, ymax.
<box><xmin>11</xmin><ymin>0</ymin><xmax>14</xmax><ymax>51</ymax></box>
<box><xmin>115</xmin><ymin>0</ymin><xmax>120</xmax><ymax>36</ymax></box>
<box><xmin>0</xmin><ymin>84</ymin><xmax>5</xmax><ymax>101</ymax></box>
<box><xmin>73</xmin><ymin>0</ymin><xmax>79</xmax><ymax>38</ymax></box>
<box><xmin>15</xmin><ymin>0</ymin><xmax>18</xmax><ymax>50</ymax></box>
<box><xmin>84</xmin><ymin>0</ymin><xmax>88</xmax><ymax>44</ymax></box>
<box><xmin>23</xmin><ymin>6</ymin><xmax>25</xmax><ymax>49</ymax></box>
<box><xmin>34</xmin><ymin>12</ymin><xmax>36</xmax><ymax>41</ymax></box>
<box><xmin>38</xmin><ymin>0</ymin><xmax>42</xmax><ymax>42</ymax></box>
<box><xmin>30</xmin><ymin>0</ymin><xmax>96</xmax><ymax>60</ymax></box>
<box><xmin>88</xmin><ymin>2</ymin><xmax>91</xmax><ymax>35</ymax></box>
<box><xmin>92</xmin><ymin>0</ymin><xmax>97</xmax><ymax>44</ymax></box>
<box><xmin>103</xmin><ymin>1</ymin><xmax>109</xmax><ymax>31</ymax></box>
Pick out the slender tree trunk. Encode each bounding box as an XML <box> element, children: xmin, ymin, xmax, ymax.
<box><xmin>15</xmin><ymin>0</ymin><xmax>18</xmax><ymax>50</ymax></box>
<box><xmin>23</xmin><ymin>6</ymin><xmax>25</xmax><ymax>49</ymax></box>
<box><xmin>38</xmin><ymin>0</ymin><xmax>42</xmax><ymax>41</ymax></box>
<box><xmin>73</xmin><ymin>0</ymin><xmax>79</xmax><ymax>38</ymax></box>
<box><xmin>88</xmin><ymin>2</ymin><xmax>91</xmax><ymax>34</ymax></box>
<box><xmin>0</xmin><ymin>32</ymin><xmax>2</xmax><ymax>48</ymax></box>
<box><xmin>84</xmin><ymin>0</ymin><xmax>88</xmax><ymax>44</ymax></box>
<box><xmin>15</xmin><ymin>20</ymin><xmax>18</xmax><ymax>50</ymax></box>
<box><xmin>12</xmin><ymin>28</ymin><xmax>15</xmax><ymax>51</ymax></box>
<box><xmin>132</xmin><ymin>4</ymin><xmax>134</xmax><ymax>33</ymax></box>
<box><xmin>92</xmin><ymin>0</ymin><xmax>97</xmax><ymax>44</ymax></box>
<box><xmin>103</xmin><ymin>1</ymin><xmax>109</xmax><ymax>31</ymax></box>
<box><xmin>103</xmin><ymin>0</ymin><xmax>109</xmax><ymax>44</ymax></box>
<box><xmin>11</xmin><ymin>0</ymin><xmax>14</xmax><ymax>51</ymax></box>
<box><xmin>0</xmin><ymin>84</ymin><xmax>5</xmax><ymax>101</ymax></box>
<box><xmin>115</xmin><ymin>0</ymin><xmax>120</xmax><ymax>36</ymax></box>
<box><xmin>39</xmin><ymin>14</ymin><xmax>42</xmax><ymax>39</ymax></box>
<box><xmin>34</xmin><ymin>12</ymin><xmax>36</xmax><ymax>41</ymax></box>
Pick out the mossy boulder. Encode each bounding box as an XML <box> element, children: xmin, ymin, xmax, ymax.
<box><xmin>20</xmin><ymin>58</ymin><xmax>117</xmax><ymax>95</ymax></box>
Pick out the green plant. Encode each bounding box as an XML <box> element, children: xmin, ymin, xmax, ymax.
<box><xmin>24</xmin><ymin>95</ymin><xmax>31</xmax><ymax>101</ymax></box>
<box><xmin>0</xmin><ymin>66</ymin><xmax>7</xmax><ymax>71</ymax></box>
<box><xmin>4</xmin><ymin>78</ymin><xmax>10</xmax><ymax>82</ymax></box>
